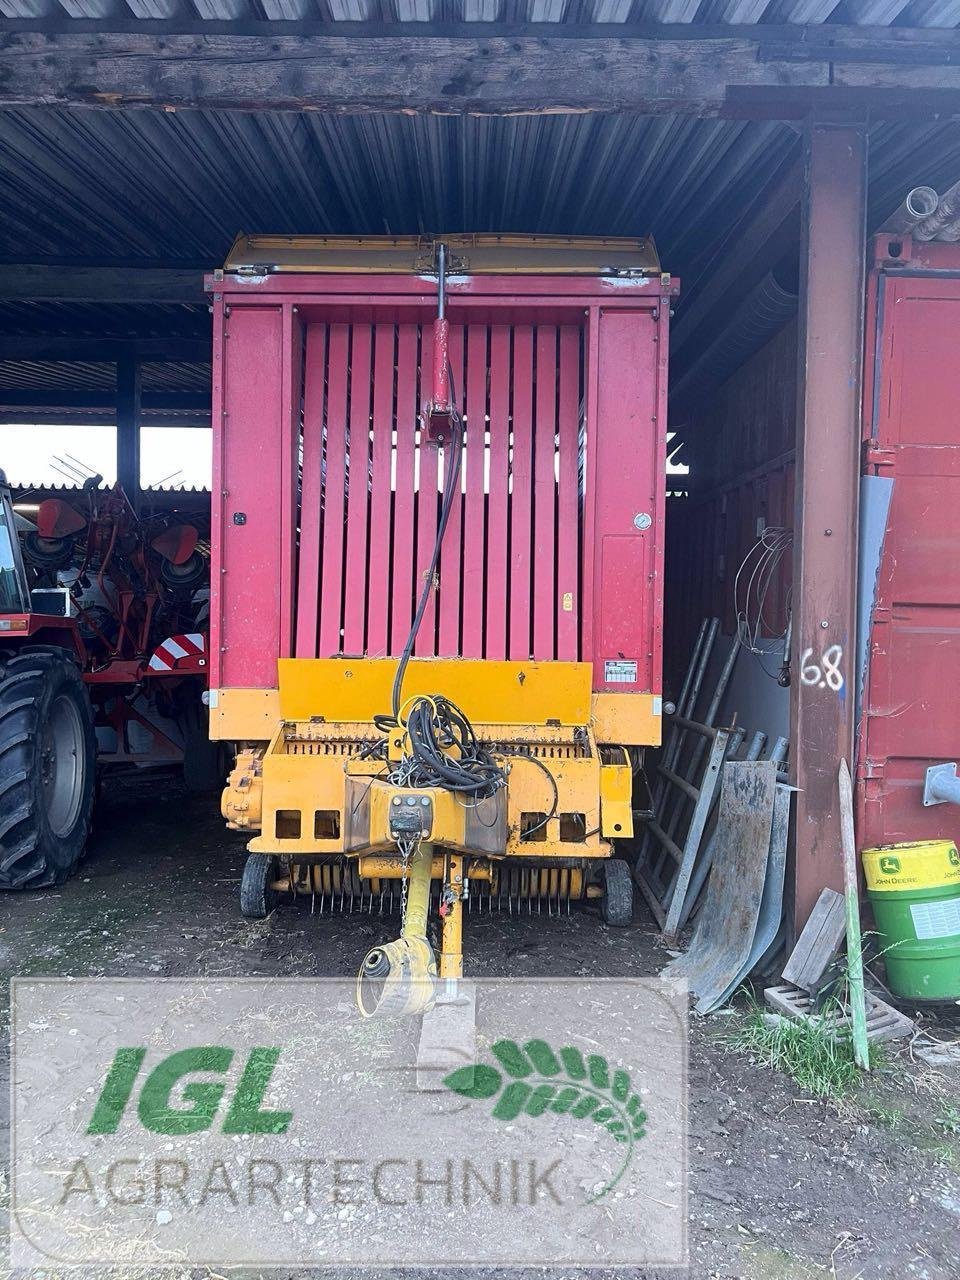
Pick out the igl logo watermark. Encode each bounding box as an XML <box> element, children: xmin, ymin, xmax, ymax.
<box><xmin>443</xmin><ymin>1038</ymin><xmax>647</xmax><ymax>1203</ymax></box>
<box><xmin>86</xmin><ymin>1046</ymin><xmax>292</xmax><ymax>1136</ymax></box>
<box><xmin>11</xmin><ymin>978</ymin><xmax>687</xmax><ymax>1268</ymax></box>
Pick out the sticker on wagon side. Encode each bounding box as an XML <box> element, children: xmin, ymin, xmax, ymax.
<box><xmin>604</xmin><ymin>659</ymin><xmax>638</xmax><ymax>684</ymax></box>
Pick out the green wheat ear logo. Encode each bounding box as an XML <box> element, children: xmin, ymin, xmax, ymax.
<box><xmin>443</xmin><ymin>1039</ymin><xmax>646</xmax><ymax>1203</ymax></box>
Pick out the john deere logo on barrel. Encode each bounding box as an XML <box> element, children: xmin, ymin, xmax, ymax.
<box><xmin>879</xmin><ymin>855</ymin><xmax>901</xmax><ymax>876</ymax></box>
<box><xmin>949</xmin><ymin>847</ymin><xmax>960</xmax><ymax>869</ymax></box>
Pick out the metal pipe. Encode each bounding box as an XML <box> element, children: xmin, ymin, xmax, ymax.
<box><xmin>932</xmin><ymin>212</ymin><xmax>960</xmax><ymax>243</ymax></box>
<box><xmin>880</xmin><ymin>185</ymin><xmax>939</xmax><ymax>234</ymax></box>
<box><xmin>437</xmin><ymin>241</ymin><xmax>447</xmax><ymax>319</ymax></box>
<box><xmin>915</xmin><ymin>178</ymin><xmax>960</xmax><ymax>241</ymax></box>
<box><xmin>923</xmin><ymin>762</ymin><xmax>960</xmax><ymax>807</ymax></box>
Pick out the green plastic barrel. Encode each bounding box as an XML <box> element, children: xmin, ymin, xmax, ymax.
<box><xmin>862</xmin><ymin>840</ymin><xmax>960</xmax><ymax>1001</ymax></box>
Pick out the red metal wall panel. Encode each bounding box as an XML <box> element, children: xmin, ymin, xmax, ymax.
<box><xmin>212</xmin><ymin>274</ymin><xmax>670</xmax><ymax>708</ymax></box>
<box><xmin>589</xmin><ymin>308</ymin><xmax>664</xmax><ymax>694</ymax></box>
<box><xmin>215</xmin><ymin>305</ymin><xmax>288</xmax><ymax>688</ymax></box>
<box><xmin>859</xmin><ymin>248</ymin><xmax>960</xmax><ymax>847</ymax></box>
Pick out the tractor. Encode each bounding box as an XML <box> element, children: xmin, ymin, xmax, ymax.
<box><xmin>0</xmin><ymin>470</ymin><xmax>213</xmax><ymax>889</ymax></box>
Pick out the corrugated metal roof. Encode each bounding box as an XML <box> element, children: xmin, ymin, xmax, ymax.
<box><xmin>0</xmin><ymin>104</ymin><xmax>958</xmax><ymax>409</ymax></box>
<box><xmin>1</xmin><ymin>0</ymin><xmax>957</xmax><ymax>24</ymax></box>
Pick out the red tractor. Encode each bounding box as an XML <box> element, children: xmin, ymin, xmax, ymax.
<box><xmin>0</xmin><ymin>469</ymin><xmax>214</xmax><ymax>889</ymax></box>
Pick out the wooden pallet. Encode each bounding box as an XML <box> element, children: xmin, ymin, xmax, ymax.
<box><xmin>764</xmin><ymin>982</ymin><xmax>914</xmax><ymax>1044</ymax></box>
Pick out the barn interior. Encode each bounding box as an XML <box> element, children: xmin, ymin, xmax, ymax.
<box><xmin>2</xmin><ymin>7</ymin><xmax>959</xmax><ymax>949</ymax></box>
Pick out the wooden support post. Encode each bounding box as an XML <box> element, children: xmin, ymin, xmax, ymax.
<box><xmin>116</xmin><ymin>355</ymin><xmax>141</xmax><ymax>508</ymax></box>
<box><xmin>790</xmin><ymin>121</ymin><xmax>867</xmax><ymax>934</ymax></box>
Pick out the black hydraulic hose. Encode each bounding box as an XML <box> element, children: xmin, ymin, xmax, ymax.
<box><xmin>388</xmin><ymin>402</ymin><xmax>463</xmax><ymax>723</ymax></box>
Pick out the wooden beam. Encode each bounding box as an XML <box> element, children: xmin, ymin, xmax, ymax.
<box><xmin>789</xmin><ymin>122</ymin><xmax>866</xmax><ymax>933</ymax></box>
<box><xmin>0</xmin><ymin>337</ymin><xmax>209</xmax><ymax>363</ymax></box>
<box><xmin>0</xmin><ymin>389</ymin><xmax>210</xmax><ymax>409</ymax></box>
<box><xmin>0</xmin><ymin>26</ymin><xmax>959</xmax><ymax>117</ymax></box>
<box><xmin>116</xmin><ymin>356</ymin><xmax>141</xmax><ymax>505</ymax></box>
<box><xmin>0</xmin><ymin>265</ymin><xmax>208</xmax><ymax>304</ymax></box>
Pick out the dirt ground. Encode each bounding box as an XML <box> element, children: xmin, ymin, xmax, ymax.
<box><xmin>1</xmin><ymin>771</ymin><xmax>959</xmax><ymax>1280</ymax></box>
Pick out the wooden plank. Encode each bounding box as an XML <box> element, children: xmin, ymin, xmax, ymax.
<box><xmin>0</xmin><ymin>389</ymin><xmax>209</xmax><ymax>409</ymax></box>
<box><xmin>0</xmin><ymin>264</ymin><xmax>206</xmax><ymax>303</ymax></box>
<box><xmin>0</xmin><ymin>336</ymin><xmax>209</xmax><ymax>363</ymax></box>
<box><xmin>781</xmin><ymin>886</ymin><xmax>846</xmax><ymax>991</ymax></box>
<box><xmin>1</xmin><ymin>28</ymin><xmax>939</xmax><ymax>118</ymax></box>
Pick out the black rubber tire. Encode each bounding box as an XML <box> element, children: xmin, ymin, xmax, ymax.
<box><xmin>601</xmin><ymin>857</ymin><xmax>634</xmax><ymax>927</ymax></box>
<box><xmin>240</xmin><ymin>853</ymin><xmax>280</xmax><ymax>919</ymax></box>
<box><xmin>182</xmin><ymin>729</ymin><xmax>228</xmax><ymax>794</ymax></box>
<box><xmin>0</xmin><ymin>647</ymin><xmax>96</xmax><ymax>889</ymax></box>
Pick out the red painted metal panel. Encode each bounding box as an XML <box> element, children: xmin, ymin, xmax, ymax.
<box><xmin>414</xmin><ymin>327</ymin><xmax>438</xmax><ymax>656</ymax></box>
<box><xmin>438</xmin><ymin>324</ymin><xmax>465</xmax><ymax>657</ymax></box>
<box><xmin>209</xmin><ymin>298</ymin><xmax>226</xmax><ymax>690</ymax></box>
<box><xmin>317</xmin><ymin>324</ymin><xmax>350</xmax><ymax>657</ymax></box>
<box><xmin>296</xmin><ymin>323</ymin><xmax>326</xmax><ymax>658</ymax></box>
<box><xmin>556</xmin><ymin>325</ymin><xmax>581</xmax><ymax>661</ymax></box>
<box><xmin>366</xmin><ymin>324</ymin><xmax>396</xmax><ymax>658</ymax></box>
<box><xmin>590</xmin><ymin>308</ymin><xmax>660</xmax><ymax>693</ymax></box>
<box><xmin>461</xmin><ymin>324</ymin><xmax>488</xmax><ymax>659</ymax></box>
<box><xmin>390</xmin><ymin>324</ymin><xmax>419</xmax><ymax>655</ymax></box>
<box><xmin>508</xmin><ymin>326</ymin><xmax>534</xmax><ymax>660</ymax></box>
<box><xmin>859</xmin><ymin>263</ymin><xmax>960</xmax><ymax>848</ymax></box>
<box><xmin>485</xmin><ymin>325</ymin><xmax>511</xmax><ymax>660</ymax></box>
<box><xmin>533</xmin><ymin>327</ymin><xmax>558</xmax><ymax>660</ymax></box>
<box><xmin>211</xmin><ymin>275</ymin><xmax>670</xmax><ymax>710</ymax></box>
<box><xmin>217</xmin><ymin>306</ymin><xmax>285</xmax><ymax>688</ymax></box>
<box><xmin>279</xmin><ymin>307</ymin><xmax>302</xmax><ymax>661</ymax></box>
<box><xmin>342</xmin><ymin>325</ymin><xmax>373</xmax><ymax>655</ymax></box>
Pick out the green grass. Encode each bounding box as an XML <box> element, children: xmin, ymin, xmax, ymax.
<box><xmin>934</xmin><ymin>1102</ymin><xmax>960</xmax><ymax>1136</ymax></box>
<box><xmin>730</xmin><ymin>1002</ymin><xmax>877</xmax><ymax>1100</ymax></box>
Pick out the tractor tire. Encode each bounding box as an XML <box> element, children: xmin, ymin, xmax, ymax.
<box><xmin>240</xmin><ymin>853</ymin><xmax>280</xmax><ymax>919</ymax></box>
<box><xmin>0</xmin><ymin>647</ymin><xmax>96</xmax><ymax>889</ymax></box>
<box><xmin>601</xmin><ymin>857</ymin><xmax>634</xmax><ymax>927</ymax></box>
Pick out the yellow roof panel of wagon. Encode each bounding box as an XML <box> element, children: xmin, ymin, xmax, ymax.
<box><xmin>222</xmin><ymin>232</ymin><xmax>660</xmax><ymax>276</ymax></box>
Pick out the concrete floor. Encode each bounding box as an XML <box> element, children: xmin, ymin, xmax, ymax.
<box><xmin>1</xmin><ymin>771</ymin><xmax>959</xmax><ymax>1280</ymax></box>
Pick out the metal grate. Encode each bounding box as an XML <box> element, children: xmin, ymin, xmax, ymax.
<box><xmin>295</xmin><ymin>320</ymin><xmax>584</xmax><ymax>663</ymax></box>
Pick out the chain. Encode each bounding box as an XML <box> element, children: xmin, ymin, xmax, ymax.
<box><xmin>397</xmin><ymin>834</ymin><xmax>416</xmax><ymax>929</ymax></box>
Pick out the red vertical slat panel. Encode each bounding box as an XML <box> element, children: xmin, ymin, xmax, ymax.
<box><xmin>317</xmin><ymin>324</ymin><xmax>350</xmax><ymax>657</ymax></box>
<box><xmin>279</xmin><ymin>306</ymin><xmax>303</xmax><ymax>660</ymax></box>
<box><xmin>438</xmin><ymin>324</ymin><xmax>466</xmax><ymax>656</ymax></box>
<box><xmin>218</xmin><ymin>306</ymin><xmax>284</xmax><ymax>688</ymax></box>
<box><xmin>342</xmin><ymin>325</ymin><xmax>373</xmax><ymax>654</ymax></box>
<box><xmin>580</xmin><ymin>307</ymin><xmax>600</xmax><ymax>667</ymax></box>
<box><xmin>485</xmin><ymin>325</ymin><xmax>511</xmax><ymax>660</ymax></box>
<box><xmin>209</xmin><ymin>299</ymin><xmax>226</xmax><ymax>690</ymax></box>
<box><xmin>366</xmin><ymin>324</ymin><xmax>396</xmax><ymax>657</ymax></box>
<box><xmin>461</xmin><ymin>324</ymin><xmax>488</xmax><ymax>658</ymax></box>
<box><xmin>556</xmin><ymin>325</ymin><xmax>580</xmax><ymax>660</ymax></box>
<box><xmin>296</xmin><ymin>323</ymin><xmax>326</xmax><ymax>657</ymax></box>
<box><xmin>391</xmin><ymin>324</ymin><xmax>418</xmax><ymax>655</ymax></box>
<box><xmin>532</xmin><ymin>326</ymin><xmax>558</xmax><ymax>660</ymax></box>
<box><xmin>414</xmin><ymin>327</ymin><xmax>438</xmax><ymax>655</ymax></box>
<box><xmin>509</xmin><ymin>326</ymin><xmax>534</xmax><ymax>660</ymax></box>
